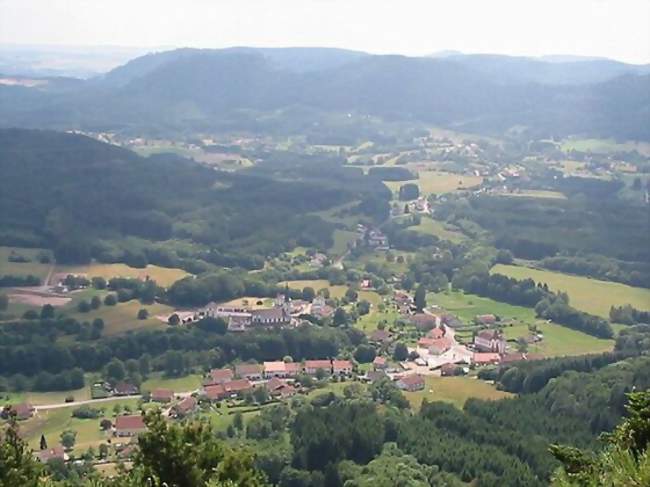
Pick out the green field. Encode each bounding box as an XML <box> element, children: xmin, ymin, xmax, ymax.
<box><xmin>491</xmin><ymin>264</ymin><xmax>650</xmax><ymax>318</ymax></box>
<box><xmin>0</xmin><ymin>246</ymin><xmax>53</xmax><ymax>279</ymax></box>
<box><xmin>281</xmin><ymin>280</ymin><xmax>348</xmax><ymax>299</ymax></box>
<box><xmin>355</xmin><ymin>309</ymin><xmax>400</xmax><ymax>334</ymax></box>
<box><xmin>561</xmin><ymin>138</ymin><xmax>650</xmax><ymax>156</ymax></box>
<box><xmin>430</xmin><ymin>290</ymin><xmax>614</xmax><ymax>357</ymax></box>
<box><xmin>330</xmin><ymin>229</ymin><xmax>358</xmax><ymax>256</ymax></box>
<box><xmin>404</xmin><ymin>376</ymin><xmax>512</xmax><ymax>410</ymax></box>
<box><xmin>499</xmin><ymin>190</ymin><xmax>567</xmax><ymax>200</ymax></box>
<box><xmin>1</xmin><ymin>384</ymin><xmax>92</xmax><ymax>407</ymax></box>
<box><xmin>64</xmin><ymin>294</ymin><xmax>172</xmax><ymax>336</ymax></box>
<box><xmin>56</xmin><ymin>263</ymin><xmax>189</xmax><ymax>288</ymax></box>
<box><xmin>408</xmin><ymin>217</ymin><xmax>467</xmax><ymax>243</ymax></box>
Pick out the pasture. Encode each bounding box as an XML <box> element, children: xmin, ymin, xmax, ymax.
<box><xmin>491</xmin><ymin>264</ymin><xmax>650</xmax><ymax>318</ymax></box>
<box><xmin>430</xmin><ymin>290</ymin><xmax>615</xmax><ymax>357</ymax></box>
<box><xmin>404</xmin><ymin>376</ymin><xmax>512</xmax><ymax>410</ymax></box>
<box><xmin>355</xmin><ymin>309</ymin><xmax>400</xmax><ymax>334</ymax></box>
<box><xmin>408</xmin><ymin>217</ymin><xmax>467</xmax><ymax>243</ymax></box>
<box><xmin>280</xmin><ymin>280</ymin><xmax>348</xmax><ymax>299</ymax></box>
<box><xmin>141</xmin><ymin>374</ymin><xmax>202</xmax><ymax>393</ymax></box>
<box><xmin>561</xmin><ymin>138</ymin><xmax>650</xmax><ymax>156</ymax></box>
<box><xmin>498</xmin><ymin>190</ymin><xmax>567</xmax><ymax>200</ymax></box>
<box><xmin>330</xmin><ymin>229</ymin><xmax>358</xmax><ymax>256</ymax></box>
<box><xmin>383</xmin><ymin>171</ymin><xmax>482</xmax><ymax>198</ymax></box>
<box><xmin>56</xmin><ymin>263</ymin><xmax>189</xmax><ymax>288</ymax></box>
<box><xmin>0</xmin><ymin>246</ymin><xmax>52</xmax><ymax>279</ymax></box>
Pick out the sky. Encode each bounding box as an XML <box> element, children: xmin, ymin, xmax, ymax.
<box><xmin>1</xmin><ymin>0</ymin><xmax>649</xmax><ymax>64</ymax></box>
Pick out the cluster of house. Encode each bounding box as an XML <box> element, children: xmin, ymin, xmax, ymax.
<box><xmin>355</xmin><ymin>224</ymin><xmax>389</xmax><ymax>250</ymax></box>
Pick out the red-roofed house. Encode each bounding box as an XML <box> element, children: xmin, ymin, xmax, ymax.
<box><xmin>35</xmin><ymin>446</ymin><xmax>67</xmax><ymax>463</ymax></box>
<box><xmin>151</xmin><ymin>389</ymin><xmax>174</xmax><ymax>403</ymax></box>
<box><xmin>409</xmin><ymin>313</ymin><xmax>439</xmax><ymax>331</ymax></box>
<box><xmin>172</xmin><ymin>396</ymin><xmax>197</xmax><ymax>417</ymax></box>
<box><xmin>473</xmin><ymin>352</ymin><xmax>501</xmax><ymax>365</ymax></box>
<box><xmin>203</xmin><ymin>384</ymin><xmax>227</xmax><ymax>401</ymax></box>
<box><xmin>396</xmin><ymin>374</ymin><xmax>425</xmax><ymax>392</ymax></box>
<box><xmin>304</xmin><ymin>360</ymin><xmax>332</xmax><ymax>375</ymax></box>
<box><xmin>373</xmin><ymin>356</ymin><xmax>387</xmax><ymax>370</ymax></box>
<box><xmin>263</xmin><ymin>361</ymin><xmax>300</xmax><ymax>378</ymax></box>
<box><xmin>114</xmin><ymin>382</ymin><xmax>139</xmax><ymax>396</ymax></box>
<box><xmin>206</xmin><ymin>368</ymin><xmax>234</xmax><ymax>385</ymax></box>
<box><xmin>427</xmin><ymin>327</ymin><xmax>445</xmax><ymax>339</ymax></box>
<box><xmin>235</xmin><ymin>363</ymin><xmax>263</xmax><ymax>381</ymax></box>
<box><xmin>475</xmin><ymin>314</ymin><xmax>497</xmax><ymax>325</ymax></box>
<box><xmin>224</xmin><ymin>379</ymin><xmax>253</xmax><ymax>396</ymax></box>
<box><xmin>332</xmin><ymin>360</ymin><xmax>353</xmax><ymax>375</ymax></box>
<box><xmin>114</xmin><ymin>415</ymin><xmax>146</xmax><ymax>437</ymax></box>
<box><xmin>265</xmin><ymin>377</ymin><xmax>297</xmax><ymax>398</ymax></box>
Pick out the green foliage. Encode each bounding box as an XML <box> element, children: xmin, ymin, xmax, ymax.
<box><xmin>0</xmin><ymin>418</ymin><xmax>42</xmax><ymax>487</ymax></box>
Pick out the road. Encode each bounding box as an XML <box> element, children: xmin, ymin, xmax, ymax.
<box><xmin>35</xmin><ymin>390</ymin><xmax>196</xmax><ymax>411</ymax></box>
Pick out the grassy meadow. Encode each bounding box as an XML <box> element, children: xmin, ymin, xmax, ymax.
<box><xmin>408</xmin><ymin>217</ymin><xmax>467</xmax><ymax>243</ymax></box>
<box><xmin>330</xmin><ymin>229</ymin><xmax>358</xmax><ymax>256</ymax></box>
<box><xmin>280</xmin><ymin>280</ymin><xmax>348</xmax><ymax>299</ymax></box>
<box><xmin>491</xmin><ymin>264</ymin><xmax>650</xmax><ymax>318</ymax></box>
<box><xmin>55</xmin><ymin>263</ymin><xmax>189</xmax><ymax>288</ymax></box>
<box><xmin>404</xmin><ymin>376</ymin><xmax>512</xmax><ymax>410</ymax></box>
<box><xmin>0</xmin><ymin>246</ymin><xmax>53</xmax><ymax>279</ymax></box>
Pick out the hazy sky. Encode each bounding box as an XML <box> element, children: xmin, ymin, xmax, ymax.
<box><xmin>1</xmin><ymin>0</ymin><xmax>649</xmax><ymax>63</ymax></box>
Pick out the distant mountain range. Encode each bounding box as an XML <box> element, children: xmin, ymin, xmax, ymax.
<box><xmin>1</xmin><ymin>47</ymin><xmax>648</xmax><ymax>140</ymax></box>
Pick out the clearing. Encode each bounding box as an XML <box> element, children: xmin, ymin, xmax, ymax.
<box><xmin>491</xmin><ymin>264</ymin><xmax>650</xmax><ymax>318</ymax></box>
<box><xmin>55</xmin><ymin>263</ymin><xmax>189</xmax><ymax>288</ymax></box>
<box><xmin>407</xmin><ymin>217</ymin><xmax>467</xmax><ymax>243</ymax></box>
<box><xmin>0</xmin><ymin>246</ymin><xmax>53</xmax><ymax>279</ymax></box>
<box><xmin>280</xmin><ymin>280</ymin><xmax>348</xmax><ymax>299</ymax></box>
<box><xmin>404</xmin><ymin>376</ymin><xmax>512</xmax><ymax>410</ymax></box>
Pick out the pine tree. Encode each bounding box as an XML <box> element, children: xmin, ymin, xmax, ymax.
<box><xmin>39</xmin><ymin>434</ymin><xmax>47</xmax><ymax>451</ymax></box>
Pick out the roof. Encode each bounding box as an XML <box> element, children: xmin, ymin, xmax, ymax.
<box><xmin>174</xmin><ymin>396</ymin><xmax>197</xmax><ymax>414</ymax></box>
<box><xmin>500</xmin><ymin>353</ymin><xmax>526</xmax><ymax>363</ymax></box>
<box><xmin>476</xmin><ymin>314</ymin><xmax>496</xmax><ymax>322</ymax></box>
<box><xmin>151</xmin><ymin>388</ymin><xmax>174</xmax><ymax>401</ymax></box>
<box><xmin>114</xmin><ymin>382</ymin><xmax>138</xmax><ymax>394</ymax></box>
<box><xmin>473</xmin><ymin>352</ymin><xmax>501</xmax><ymax>364</ymax></box>
<box><xmin>224</xmin><ymin>379</ymin><xmax>253</xmax><ymax>393</ymax></box>
<box><xmin>264</xmin><ymin>361</ymin><xmax>287</xmax><ymax>373</ymax></box>
<box><xmin>332</xmin><ymin>360</ymin><xmax>353</xmax><ymax>370</ymax></box>
<box><xmin>36</xmin><ymin>446</ymin><xmax>65</xmax><ymax>463</ymax></box>
<box><xmin>11</xmin><ymin>403</ymin><xmax>34</xmax><ymax>418</ymax></box>
<box><xmin>209</xmin><ymin>368</ymin><xmax>234</xmax><ymax>382</ymax></box>
<box><xmin>369</xmin><ymin>329</ymin><xmax>391</xmax><ymax>342</ymax></box>
<box><xmin>440</xmin><ymin>363</ymin><xmax>458</xmax><ymax>371</ymax></box>
<box><xmin>410</xmin><ymin>313</ymin><xmax>437</xmax><ymax>325</ymax></box>
<box><xmin>251</xmin><ymin>308</ymin><xmax>288</xmax><ymax>320</ymax></box>
<box><xmin>266</xmin><ymin>377</ymin><xmax>285</xmax><ymax>391</ymax></box>
<box><xmin>427</xmin><ymin>327</ymin><xmax>445</xmax><ymax>339</ymax></box>
<box><xmin>305</xmin><ymin>359</ymin><xmax>331</xmax><ymax>369</ymax></box>
<box><xmin>285</xmin><ymin>362</ymin><xmax>301</xmax><ymax>373</ymax></box>
<box><xmin>204</xmin><ymin>384</ymin><xmax>226</xmax><ymax>400</ymax></box>
<box><xmin>115</xmin><ymin>415</ymin><xmax>146</xmax><ymax>431</ymax></box>
<box><xmin>235</xmin><ymin>363</ymin><xmax>263</xmax><ymax>375</ymax></box>
<box><xmin>373</xmin><ymin>356</ymin><xmax>386</xmax><ymax>366</ymax></box>
<box><xmin>477</xmin><ymin>329</ymin><xmax>501</xmax><ymax>340</ymax></box>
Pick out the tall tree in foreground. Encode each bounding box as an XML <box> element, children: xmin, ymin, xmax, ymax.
<box><xmin>414</xmin><ymin>284</ymin><xmax>427</xmax><ymax>312</ymax></box>
<box><xmin>0</xmin><ymin>417</ymin><xmax>42</xmax><ymax>487</ymax></box>
<box><xmin>550</xmin><ymin>391</ymin><xmax>650</xmax><ymax>486</ymax></box>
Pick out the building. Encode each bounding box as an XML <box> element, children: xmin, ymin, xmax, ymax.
<box><xmin>172</xmin><ymin>396</ymin><xmax>197</xmax><ymax>417</ymax></box>
<box><xmin>151</xmin><ymin>389</ymin><xmax>174</xmax><ymax>403</ymax></box>
<box><xmin>396</xmin><ymin>374</ymin><xmax>425</xmax><ymax>392</ymax></box>
<box><xmin>427</xmin><ymin>327</ymin><xmax>445</xmax><ymax>339</ymax></box>
<box><xmin>473</xmin><ymin>352</ymin><xmax>501</xmax><ymax>366</ymax></box>
<box><xmin>369</xmin><ymin>329</ymin><xmax>392</xmax><ymax>344</ymax></box>
<box><xmin>265</xmin><ymin>377</ymin><xmax>297</xmax><ymax>398</ymax></box>
<box><xmin>114</xmin><ymin>415</ymin><xmax>146</xmax><ymax>437</ymax></box>
<box><xmin>263</xmin><ymin>361</ymin><xmax>300</xmax><ymax>378</ymax></box>
<box><xmin>332</xmin><ymin>360</ymin><xmax>353</xmax><ymax>375</ymax></box>
<box><xmin>373</xmin><ymin>356</ymin><xmax>387</xmax><ymax>370</ymax></box>
<box><xmin>205</xmin><ymin>368</ymin><xmax>234</xmax><ymax>385</ymax></box>
<box><xmin>203</xmin><ymin>379</ymin><xmax>253</xmax><ymax>401</ymax></box>
<box><xmin>113</xmin><ymin>382</ymin><xmax>139</xmax><ymax>396</ymax></box>
<box><xmin>440</xmin><ymin>363</ymin><xmax>461</xmax><ymax>377</ymax></box>
<box><xmin>251</xmin><ymin>307</ymin><xmax>291</xmax><ymax>326</ymax></box>
<box><xmin>2</xmin><ymin>403</ymin><xmax>34</xmax><ymax>421</ymax></box>
<box><xmin>474</xmin><ymin>330</ymin><xmax>506</xmax><ymax>354</ymax></box>
<box><xmin>35</xmin><ymin>446</ymin><xmax>67</xmax><ymax>463</ymax></box>
<box><xmin>409</xmin><ymin>313</ymin><xmax>439</xmax><ymax>331</ymax></box>
<box><xmin>475</xmin><ymin>314</ymin><xmax>497</xmax><ymax>325</ymax></box>
<box><xmin>304</xmin><ymin>359</ymin><xmax>332</xmax><ymax>376</ymax></box>
<box><xmin>235</xmin><ymin>363</ymin><xmax>263</xmax><ymax>381</ymax></box>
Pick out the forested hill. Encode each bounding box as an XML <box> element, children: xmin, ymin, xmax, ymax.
<box><xmin>0</xmin><ymin>129</ymin><xmax>381</xmax><ymax>269</ymax></box>
<box><xmin>1</xmin><ymin>48</ymin><xmax>649</xmax><ymax>140</ymax></box>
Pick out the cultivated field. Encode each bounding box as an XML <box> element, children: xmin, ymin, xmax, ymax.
<box><xmin>56</xmin><ymin>263</ymin><xmax>189</xmax><ymax>288</ymax></box>
<box><xmin>404</xmin><ymin>376</ymin><xmax>512</xmax><ymax>410</ymax></box>
<box><xmin>491</xmin><ymin>264</ymin><xmax>650</xmax><ymax>318</ymax></box>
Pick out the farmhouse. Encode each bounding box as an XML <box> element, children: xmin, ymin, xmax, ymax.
<box><xmin>427</xmin><ymin>327</ymin><xmax>446</xmax><ymax>339</ymax></box>
<box><xmin>373</xmin><ymin>356</ymin><xmax>387</xmax><ymax>370</ymax></box>
<box><xmin>151</xmin><ymin>389</ymin><xmax>174</xmax><ymax>403</ymax></box>
<box><xmin>251</xmin><ymin>307</ymin><xmax>291</xmax><ymax>326</ymax></box>
<box><xmin>2</xmin><ymin>403</ymin><xmax>34</xmax><ymax>420</ymax></box>
<box><xmin>235</xmin><ymin>363</ymin><xmax>263</xmax><ymax>381</ymax></box>
<box><xmin>171</xmin><ymin>396</ymin><xmax>197</xmax><ymax>417</ymax></box>
<box><xmin>474</xmin><ymin>330</ymin><xmax>506</xmax><ymax>354</ymax></box>
<box><xmin>396</xmin><ymin>374</ymin><xmax>425</xmax><ymax>392</ymax></box>
<box><xmin>114</xmin><ymin>415</ymin><xmax>146</xmax><ymax>437</ymax></box>
<box><xmin>417</xmin><ymin>336</ymin><xmax>452</xmax><ymax>355</ymax></box>
<box><xmin>332</xmin><ymin>359</ymin><xmax>353</xmax><ymax>375</ymax></box>
<box><xmin>35</xmin><ymin>446</ymin><xmax>67</xmax><ymax>463</ymax></box>
<box><xmin>206</xmin><ymin>368</ymin><xmax>234</xmax><ymax>385</ymax></box>
<box><xmin>473</xmin><ymin>352</ymin><xmax>501</xmax><ymax>365</ymax></box>
<box><xmin>113</xmin><ymin>382</ymin><xmax>139</xmax><ymax>396</ymax></box>
<box><xmin>475</xmin><ymin>314</ymin><xmax>497</xmax><ymax>325</ymax></box>
<box><xmin>265</xmin><ymin>377</ymin><xmax>297</xmax><ymax>398</ymax></box>
<box><xmin>409</xmin><ymin>313</ymin><xmax>440</xmax><ymax>331</ymax></box>
<box><xmin>263</xmin><ymin>361</ymin><xmax>300</xmax><ymax>378</ymax></box>
<box><xmin>440</xmin><ymin>363</ymin><xmax>462</xmax><ymax>377</ymax></box>
<box><xmin>304</xmin><ymin>359</ymin><xmax>332</xmax><ymax>375</ymax></box>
